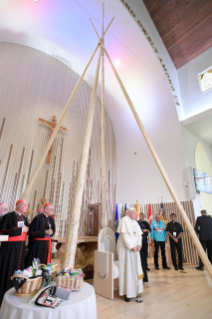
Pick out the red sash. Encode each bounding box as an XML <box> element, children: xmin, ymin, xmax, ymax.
<box><xmin>8</xmin><ymin>232</ymin><xmax>27</xmax><ymax>242</ymax></box>
<box><xmin>33</xmin><ymin>236</ymin><xmax>51</xmax><ymax>264</ymax></box>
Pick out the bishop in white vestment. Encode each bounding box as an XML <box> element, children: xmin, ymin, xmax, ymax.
<box><xmin>117</xmin><ymin>208</ymin><xmax>144</xmax><ymax>301</ymax></box>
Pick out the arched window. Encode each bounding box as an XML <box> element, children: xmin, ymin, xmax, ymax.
<box><xmin>199</xmin><ymin>68</ymin><xmax>212</xmax><ymax>93</ymax></box>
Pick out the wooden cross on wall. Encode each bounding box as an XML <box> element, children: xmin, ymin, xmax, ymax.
<box><xmin>40</xmin><ymin>198</ymin><xmax>47</xmax><ymax>208</ymax></box>
<box><xmin>39</xmin><ymin>115</ymin><xmax>67</xmax><ymax>164</ymax></box>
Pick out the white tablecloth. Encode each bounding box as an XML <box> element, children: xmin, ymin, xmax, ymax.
<box><xmin>0</xmin><ymin>282</ymin><xmax>97</xmax><ymax>319</ymax></box>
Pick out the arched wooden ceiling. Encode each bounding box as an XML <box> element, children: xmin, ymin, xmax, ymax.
<box><xmin>143</xmin><ymin>0</ymin><xmax>212</xmax><ymax>69</ymax></box>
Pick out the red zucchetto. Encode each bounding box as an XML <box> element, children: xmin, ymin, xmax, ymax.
<box><xmin>44</xmin><ymin>203</ymin><xmax>51</xmax><ymax>208</ymax></box>
<box><xmin>16</xmin><ymin>199</ymin><xmax>24</xmax><ymax>207</ymax></box>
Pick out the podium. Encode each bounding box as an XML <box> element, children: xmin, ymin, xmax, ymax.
<box><xmin>86</xmin><ymin>203</ymin><xmax>102</xmax><ymax>236</ymax></box>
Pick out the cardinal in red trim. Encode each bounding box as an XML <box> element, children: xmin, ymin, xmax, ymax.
<box><xmin>26</xmin><ymin>202</ymin><xmax>55</xmax><ymax>267</ymax></box>
<box><xmin>0</xmin><ymin>199</ymin><xmax>29</xmax><ymax>306</ymax></box>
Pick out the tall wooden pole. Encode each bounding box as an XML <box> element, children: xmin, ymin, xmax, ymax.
<box><xmin>103</xmin><ymin>46</ymin><xmax>212</xmax><ymax>280</ymax></box>
<box><xmin>21</xmin><ymin>43</ymin><xmax>100</xmax><ymax>201</ymax></box>
<box><xmin>62</xmin><ymin>48</ymin><xmax>102</xmax><ymax>268</ymax></box>
<box><xmin>101</xmin><ymin>2</ymin><xmax>106</xmax><ymax>228</ymax></box>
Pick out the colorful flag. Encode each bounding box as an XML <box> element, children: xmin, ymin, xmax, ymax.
<box><xmin>161</xmin><ymin>200</ymin><xmax>167</xmax><ymax>227</ymax></box>
<box><xmin>160</xmin><ymin>201</ymin><xmax>164</xmax><ymax>215</ymax></box>
<box><xmin>122</xmin><ymin>203</ymin><xmax>128</xmax><ymax>217</ymax></box>
<box><xmin>136</xmin><ymin>200</ymin><xmax>140</xmax><ymax>218</ymax></box>
<box><xmin>115</xmin><ymin>204</ymin><xmax>119</xmax><ymax>240</ymax></box>
<box><xmin>148</xmin><ymin>204</ymin><xmax>153</xmax><ymax>247</ymax></box>
<box><xmin>147</xmin><ymin>204</ymin><xmax>153</xmax><ymax>226</ymax></box>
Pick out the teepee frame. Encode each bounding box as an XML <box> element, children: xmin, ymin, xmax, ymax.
<box><xmin>21</xmin><ymin>3</ymin><xmax>212</xmax><ymax>279</ymax></box>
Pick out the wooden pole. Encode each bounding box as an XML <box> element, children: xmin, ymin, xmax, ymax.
<box><xmin>104</xmin><ymin>17</ymin><xmax>115</xmax><ymax>36</ymax></box>
<box><xmin>89</xmin><ymin>18</ymin><xmax>100</xmax><ymax>40</ymax></box>
<box><xmin>103</xmin><ymin>46</ymin><xmax>212</xmax><ymax>280</ymax></box>
<box><xmin>62</xmin><ymin>48</ymin><xmax>102</xmax><ymax>269</ymax></box>
<box><xmin>101</xmin><ymin>2</ymin><xmax>106</xmax><ymax>228</ymax></box>
<box><xmin>21</xmin><ymin>43</ymin><xmax>100</xmax><ymax>201</ymax></box>
<box><xmin>89</xmin><ymin>8</ymin><xmax>115</xmax><ymax>228</ymax></box>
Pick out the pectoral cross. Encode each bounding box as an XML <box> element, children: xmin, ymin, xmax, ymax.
<box><xmin>39</xmin><ymin>116</ymin><xmax>67</xmax><ymax>164</ymax></box>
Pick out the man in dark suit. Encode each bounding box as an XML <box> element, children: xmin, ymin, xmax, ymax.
<box><xmin>138</xmin><ymin>213</ymin><xmax>151</xmax><ymax>271</ymax></box>
<box><xmin>166</xmin><ymin>213</ymin><xmax>184</xmax><ymax>270</ymax></box>
<box><xmin>195</xmin><ymin>209</ymin><xmax>212</xmax><ymax>270</ymax></box>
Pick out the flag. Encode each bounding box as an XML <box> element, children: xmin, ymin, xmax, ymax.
<box><xmin>147</xmin><ymin>204</ymin><xmax>153</xmax><ymax>226</ymax></box>
<box><xmin>147</xmin><ymin>204</ymin><xmax>153</xmax><ymax>247</ymax></box>
<box><xmin>160</xmin><ymin>201</ymin><xmax>164</xmax><ymax>215</ymax></box>
<box><xmin>160</xmin><ymin>200</ymin><xmax>167</xmax><ymax>227</ymax></box>
<box><xmin>136</xmin><ymin>200</ymin><xmax>140</xmax><ymax>218</ymax></box>
<box><xmin>122</xmin><ymin>203</ymin><xmax>128</xmax><ymax>217</ymax></box>
<box><xmin>115</xmin><ymin>203</ymin><xmax>119</xmax><ymax>240</ymax></box>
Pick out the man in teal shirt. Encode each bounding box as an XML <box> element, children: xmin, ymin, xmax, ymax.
<box><xmin>151</xmin><ymin>214</ymin><xmax>170</xmax><ymax>270</ymax></box>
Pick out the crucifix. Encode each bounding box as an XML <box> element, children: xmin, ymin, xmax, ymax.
<box><xmin>40</xmin><ymin>198</ymin><xmax>47</xmax><ymax>208</ymax></box>
<box><xmin>39</xmin><ymin>115</ymin><xmax>67</xmax><ymax>164</ymax></box>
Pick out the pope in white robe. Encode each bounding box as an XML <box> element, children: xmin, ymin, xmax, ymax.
<box><xmin>117</xmin><ymin>208</ymin><xmax>144</xmax><ymax>301</ymax></box>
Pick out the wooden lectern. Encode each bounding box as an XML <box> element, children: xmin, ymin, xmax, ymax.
<box><xmin>86</xmin><ymin>203</ymin><xmax>102</xmax><ymax>236</ymax></box>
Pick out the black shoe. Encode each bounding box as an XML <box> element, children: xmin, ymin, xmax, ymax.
<box><xmin>125</xmin><ymin>295</ymin><xmax>131</xmax><ymax>302</ymax></box>
<box><xmin>195</xmin><ymin>266</ymin><xmax>204</xmax><ymax>271</ymax></box>
<box><xmin>179</xmin><ymin>267</ymin><xmax>184</xmax><ymax>271</ymax></box>
<box><xmin>155</xmin><ymin>266</ymin><xmax>159</xmax><ymax>270</ymax></box>
<box><xmin>136</xmin><ymin>295</ymin><xmax>143</xmax><ymax>303</ymax></box>
<box><xmin>174</xmin><ymin>267</ymin><xmax>178</xmax><ymax>271</ymax></box>
<box><xmin>163</xmin><ymin>266</ymin><xmax>171</xmax><ymax>269</ymax></box>
<box><xmin>146</xmin><ymin>267</ymin><xmax>150</xmax><ymax>271</ymax></box>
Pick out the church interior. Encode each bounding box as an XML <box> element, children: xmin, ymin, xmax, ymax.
<box><xmin>0</xmin><ymin>0</ymin><xmax>212</xmax><ymax>318</ymax></box>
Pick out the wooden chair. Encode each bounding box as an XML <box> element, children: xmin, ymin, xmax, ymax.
<box><xmin>94</xmin><ymin>227</ymin><xmax>119</xmax><ymax>300</ymax></box>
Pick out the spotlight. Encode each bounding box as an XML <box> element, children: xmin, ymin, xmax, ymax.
<box><xmin>35</xmin><ymin>0</ymin><xmax>39</xmax><ymax>3</ymax></box>
<box><xmin>114</xmin><ymin>59</ymin><xmax>121</xmax><ymax>67</ymax></box>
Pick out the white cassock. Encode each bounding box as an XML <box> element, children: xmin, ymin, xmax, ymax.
<box><xmin>117</xmin><ymin>215</ymin><xmax>143</xmax><ymax>298</ymax></box>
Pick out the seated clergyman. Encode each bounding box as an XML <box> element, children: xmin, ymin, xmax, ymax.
<box><xmin>117</xmin><ymin>207</ymin><xmax>144</xmax><ymax>302</ymax></box>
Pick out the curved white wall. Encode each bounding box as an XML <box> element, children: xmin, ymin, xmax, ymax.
<box><xmin>0</xmin><ymin>43</ymin><xmax>116</xmax><ymax>236</ymax></box>
<box><xmin>195</xmin><ymin>142</ymin><xmax>212</xmax><ymax>216</ymax></box>
<box><xmin>181</xmin><ymin>126</ymin><xmax>212</xmax><ymax>217</ymax></box>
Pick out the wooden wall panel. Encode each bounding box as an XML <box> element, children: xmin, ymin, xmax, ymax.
<box><xmin>124</xmin><ymin>200</ymin><xmax>199</xmax><ymax>265</ymax></box>
<box><xmin>0</xmin><ymin>43</ymin><xmax>117</xmax><ymax>237</ymax></box>
<box><xmin>148</xmin><ymin>200</ymin><xmax>199</xmax><ymax>265</ymax></box>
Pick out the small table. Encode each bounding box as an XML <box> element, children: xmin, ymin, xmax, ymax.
<box><xmin>0</xmin><ymin>282</ymin><xmax>97</xmax><ymax>319</ymax></box>
<box><xmin>52</xmin><ymin>237</ymin><xmax>98</xmax><ymax>279</ymax></box>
